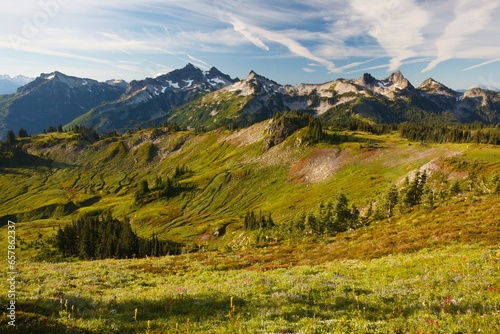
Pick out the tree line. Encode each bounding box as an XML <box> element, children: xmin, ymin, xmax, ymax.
<box><xmin>398</xmin><ymin>122</ymin><xmax>500</xmax><ymax>145</ymax></box>
<box><xmin>55</xmin><ymin>212</ymin><xmax>179</xmax><ymax>260</ymax></box>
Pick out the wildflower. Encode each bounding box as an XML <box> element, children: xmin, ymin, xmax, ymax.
<box><xmin>444</xmin><ymin>295</ymin><xmax>451</xmax><ymax>305</ymax></box>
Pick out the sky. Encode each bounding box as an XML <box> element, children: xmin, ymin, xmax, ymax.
<box><xmin>0</xmin><ymin>0</ymin><xmax>499</xmax><ymax>90</ymax></box>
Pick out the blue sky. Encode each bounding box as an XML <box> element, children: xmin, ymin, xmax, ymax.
<box><xmin>0</xmin><ymin>0</ymin><xmax>499</xmax><ymax>90</ymax></box>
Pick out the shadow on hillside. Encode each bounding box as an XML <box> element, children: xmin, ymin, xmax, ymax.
<box><xmin>1</xmin><ymin>286</ymin><xmax>493</xmax><ymax>333</ymax></box>
<box><xmin>346</xmin><ymin>133</ymin><xmax>386</xmax><ymax>145</ymax></box>
<box><xmin>1</xmin><ymin>297</ymin><xmax>98</xmax><ymax>334</ymax></box>
<box><xmin>1</xmin><ymin>293</ymin><xmax>239</xmax><ymax>333</ymax></box>
<box><xmin>0</xmin><ymin>153</ymin><xmax>75</xmax><ymax>172</ymax></box>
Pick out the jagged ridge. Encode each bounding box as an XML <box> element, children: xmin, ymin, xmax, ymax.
<box><xmin>2</xmin><ymin>64</ymin><xmax>500</xmax><ymax>139</ymax></box>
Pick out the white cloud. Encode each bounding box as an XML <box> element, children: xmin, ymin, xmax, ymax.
<box><xmin>228</xmin><ymin>16</ymin><xmax>270</xmax><ymax>51</ymax></box>
<box><xmin>346</xmin><ymin>57</ymin><xmax>430</xmax><ymax>74</ymax></box>
<box><xmin>350</xmin><ymin>0</ymin><xmax>430</xmax><ymax>71</ymax></box>
<box><xmin>302</xmin><ymin>67</ymin><xmax>316</xmax><ymax>73</ymax></box>
<box><xmin>462</xmin><ymin>58</ymin><xmax>500</xmax><ymax>71</ymax></box>
<box><xmin>423</xmin><ymin>0</ymin><xmax>500</xmax><ymax>72</ymax></box>
<box><xmin>223</xmin><ymin>14</ymin><xmax>339</xmax><ymax>73</ymax></box>
<box><xmin>0</xmin><ymin>0</ymin><xmax>499</xmax><ymax>82</ymax></box>
<box><xmin>339</xmin><ymin>57</ymin><xmax>383</xmax><ymax>71</ymax></box>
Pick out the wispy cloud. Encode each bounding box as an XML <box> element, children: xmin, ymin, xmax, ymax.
<box><xmin>228</xmin><ymin>15</ymin><xmax>269</xmax><ymax>51</ymax></box>
<box><xmin>338</xmin><ymin>57</ymin><xmax>383</xmax><ymax>71</ymax></box>
<box><xmin>224</xmin><ymin>14</ymin><xmax>339</xmax><ymax>73</ymax></box>
<box><xmin>462</xmin><ymin>58</ymin><xmax>500</xmax><ymax>71</ymax></box>
<box><xmin>346</xmin><ymin>57</ymin><xmax>430</xmax><ymax>74</ymax></box>
<box><xmin>350</xmin><ymin>0</ymin><xmax>430</xmax><ymax>71</ymax></box>
<box><xmin>0</xmin><ymin>0</ymin><xmax>499</xmax><ymax>84</ymax></box>
<box><xmin>423</xmin><ymin>0</ymin><xmax>500</xmax><ymax>72</ymax></box>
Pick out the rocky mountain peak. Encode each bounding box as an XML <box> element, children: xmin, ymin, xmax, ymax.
<box><xmin>354</xmin><ymin>73</ymin><xmax>379</xmax><ymax>89</ymax></box>
<box><xmin>360</xmin><ymin>73</ymin><xmax>377</xmax><ymax>85</ymax></box>
<box><xmin>246</xmin><ymin>70</ymin><xmax>258</xmax><ymax>80</ymax></box>
<box><xmin>105</xmin><ymin>79</ymin><xmax>128</xmax><ymax>89</ymax></box>
<box><xmin>0</xmin><ymin>74</ymin><xmax>34</xmax><ymax>94</ymax></box>
<box><xmin>463</xmin><ymin>87</ymin><xmax>494</xmax><ymax>98</ymax></box>
<box><xmin>419</xmin><ymin>78</ymin><xmax>437</xmax><ymax>88</ymax></box>
<box><xmin>244</xmin><ymin>70</ymin><xmax>280</xmax><ymax>86</ymax></box>
<box><xmin>418</xmin><ymin>78</ymin><xmax>455</xmax><ymax>96</ymax></box>
<box><xmin>386</xmin><ymin>70</ymin><xmax>412</xmax><ymax>89</ymax></box>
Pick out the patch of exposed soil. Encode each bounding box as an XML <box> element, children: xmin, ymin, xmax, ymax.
<box><xmin>221</xmin><ymin>121</ymin><xmax>269</xmax><ymax>147</ymax></box>
<box><xmin>288</xmin><ymin>148</ymin><xmax>346</xmax><ymax>184</ymax></box>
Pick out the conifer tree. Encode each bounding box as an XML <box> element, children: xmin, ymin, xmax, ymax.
<box><xmin>5</xmin><ymin>130</ymin><xmax>15</xmax><ymax>145</ymax></box>
<box><xmin>385</xmin><ymin>183</ymin><xmax>399</xmax><ymax>217</ymax></box>
<box><xmin>333</xmin><ymin>193</ymin><xmax>351</xmax><ymax>232</ymax></box>
<box><xmin>305</xmin><ymin>212</ymin><xmax>318</xmax><ymax>234</ymax></box>
<box><xmin>17</xmin><ymin>128</ymin><xmax>28</xmax><ymax>138</ymax></box>
<box><xmin>449</xmin><ymin>180</ymin><xmax>461</xmax><ymax>196</ymax></box>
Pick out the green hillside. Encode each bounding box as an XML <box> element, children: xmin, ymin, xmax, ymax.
<box><xmin>1</xmin><ymin>120</ymin><xmax>499</xmax><ymax>251</ymax></box>
<box><xmin>0</xmin><ymin>119</ymin><xmax>499</xmax><ymax>332</ymax></box>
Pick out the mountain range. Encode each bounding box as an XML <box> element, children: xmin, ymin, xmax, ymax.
<box><xmin>1</xmin><ymin>64</ymin><xmax>499</xmax><ymax>139</ymax></box>
<box><xmin>0</xmin><ymin>74</ymin><xmax>34</xmax><ymax>94</ymax></box>
<box><xmin>0</xmin><ymin>72</ymin><xmax>125</xmax><ymax>138</ymax></box>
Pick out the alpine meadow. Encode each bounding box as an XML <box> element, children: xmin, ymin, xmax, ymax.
<box><xmin>0</xmin><ymin>64</ymin><xmax>500</xmax><ymax>334</ymax></box>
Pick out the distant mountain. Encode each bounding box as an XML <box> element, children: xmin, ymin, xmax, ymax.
<box><xmin>168</xmin><ymin>70</ymin><xmax>290</xmax><ymax>130</ymax></box>
<box><xmin>66</xmin><ymin>64</ymin><xmax>239</xmax><ymax>133</ymax></box>
<box><xmin>2</xmin><ymin>65</ymin><xmax>499</xmax><ymax>139</ymax></box>
<box><xmin>469</xmin><ymin>85</ymin><xmax>500</xmax><ymax>92</ymax></box>
<box><xmin>0</xmin><ymin>75</ymin><xmax>34</xmax><ymax>94</ymax></box>
<box><xmin>0</xmin><ymin>71</ymin><xmax>125</xmax><ymax>139</ymax></box>
<box><xmin>105</xmin><ymin>79</ymin><xmax>129</xmax><ymax>89</ymax></box>
<box><xmin>168</xmin><ymin>69</ymin><xmax>500</xmax><ymax>130</ymax></box>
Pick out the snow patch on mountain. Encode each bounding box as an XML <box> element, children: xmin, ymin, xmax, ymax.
<box><xmin>165</xmin><ymin>80</ymin><xmax>180</xmax><ymax>89</ymax></box>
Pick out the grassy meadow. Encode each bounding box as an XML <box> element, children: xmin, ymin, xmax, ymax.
<box><xmin>1</xmin><ymin>123</ymin><xmax>500</xmax><ymax>332</ymax></box>
<box><xmin>1</xmin><ymin>244</ymin><xmax>499</xmax><ymax>333</ymax></box>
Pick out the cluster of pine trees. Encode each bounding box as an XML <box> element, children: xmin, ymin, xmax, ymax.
<box><xmin>55</xmin><ymin>212</ymin><xmax>178</xmax><ymax>259</ymax></box>
<box><xmin>343</xmin><ymin>118</ymin><xmax>395</xmax><ymax>135</ymax></box>
<box><xmin>305</xmin><ymin>117</ymin><xmax>326</xmax><ymax>143</ymax></box>
<box><xmin>244</xmin><ymin>210</ymin><xmax>275</xmax><ymax>230</ymax></box>
<box><xmin>135</xmin><ymin>165</ymin><xmax>192</xmax><ymax>205</ymax></box>
<box><xmin>375</xmin><ymin>170</ymin><xmax>431</xmax><ymax>219</ymax></box>
<box><xmin>399</xmin><ymin>122</ymin><xmax>500</xmax><ymax>145</ymax></box>
<box><xmin>43</xmin><ymin>124</ymin><xmax>64</xmax><ymax>133</ymax></box>
<box><xmin>1</xmin><ymin>129</ymin><xmax>28</xmax><ymax>159</ymax></box>
<box><xmin>68</xmin><ymin>125</ymin><xmax>100</xmax><ymax>142</ymax></box>
<box><xmin>374</xmin><ymin>166</ymin><xmax>500</xmax><ymax>220</ymax></box>
<box><xmin>276</xmin><ymin>193</ymin><xmax>362</xmax><ymax>241</ymax></box>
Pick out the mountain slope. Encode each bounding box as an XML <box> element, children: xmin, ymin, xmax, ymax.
<box><xmin>1</xmin><ymin>122</ymin><xmax>499</xmax><ymax>249</ymax></box>
<box><xmin>66</xmin><ymin>64</ymin><xmax>239</xmax><ymax>133</ymax></box>
<box><xmin>0</xmin><ymin>72</ymin><xmax>125</xmax><ymax>139</ymax></box>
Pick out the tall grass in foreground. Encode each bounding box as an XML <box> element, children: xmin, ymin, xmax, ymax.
<box><xmin>1</xmin><ymin>244</ymin><xmax>499</xmax><ymax>333</ymax></box>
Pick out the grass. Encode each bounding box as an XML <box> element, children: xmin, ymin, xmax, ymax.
<box><xmin>1</xmin><ymin>124</ymin><xmax>500</xmax><ymax>332</ymax></box>
<box><xmin>1</xmin><ymin>124</ymin><xmax>499</xmax><ymax>247</ymax></box>
<box><xmin>1</xmin><ymin>244</ymin><xmax>499</xmax><ymax>333</ymax></box>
